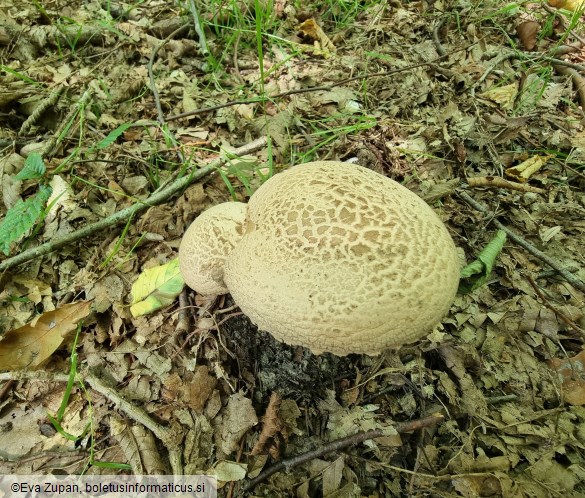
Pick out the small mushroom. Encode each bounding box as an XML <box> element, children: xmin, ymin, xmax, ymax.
<box><xmin>179</xmin><ymin>202</ymin><xmax>247</xmax><ymax>295</ymax></box>
<box><xmin>178</xmin><ymin>161</ymin><xmax>460</xmax><ymax>356</ymax></box>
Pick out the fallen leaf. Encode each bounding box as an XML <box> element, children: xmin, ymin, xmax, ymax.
<box><xmin>459</xmin><ymin>230</ymin><xmax>507</xmax><ymax>294</ymax></box>
<box><xmin>505</xmin><ymin>155</ymin><xmax>551</xmax><ymax>182</ymax></box>
<box><xmin>216</xmin><ymin>392</ymin><xmax>258</xmax><ymax>455</ymax></box>
<box><xmin>517</xmin><ymin>21</ymin><xmax>539</xmax><ymax>50</ymax></box>
<box><xmin>130</xmin><ymin>259</ymin><xmax>184</xmax><ymax>317</ymax></box>
<box><xmin>298</xmin><ymin>18</ymin><xmax>336</xmax><ymax>58</ymax></box>
<box><xmin>0</xmin><ymin>301</ymin><xmax>91</xmax><ymax>370</ymax></box>
<box><xmin>210</xmin><ymin>460</ymin><xmax>247</xmax><ymax>482</ymax></box>
<box><xmin>323</xmin><ymin>455</ymin><xmax>345</xmax><ymax>496</ymax></box>
<box><xmin>480</xmin><ymin>83</ymin><xmax>518</xmax><ymax>110</ymax></box>
<box><xmin>251</xmin><ymin>392</ymin><xmax>283</xmax><ymax>457</ymax></box>
<box><xmin>549</xmin><ymin>350</ymin><xmax>585</xmax><ymax>405</ymax></box>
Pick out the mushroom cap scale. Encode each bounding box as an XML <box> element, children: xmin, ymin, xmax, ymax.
<box><xmin>179</xmin><ymin>202</ymin><xmax>247</xmax><ymax>295</ymax></box>
<box><xmin>223</xmin><ymin>161</ymin><xmax>460</xmax><ymax>355</ymax></box>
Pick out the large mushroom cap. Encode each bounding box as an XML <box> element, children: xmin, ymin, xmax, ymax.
<box><xmin>223</xmin><ymin>161</ymin><xmax>460</xmax><ymax>356</ymax></box>
<box><xmin>179</xmin><ymin>202</ymin><xmax>247</xmax><ymax>295</ymax></box>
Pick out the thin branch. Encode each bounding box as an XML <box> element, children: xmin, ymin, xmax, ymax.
<box><xmin>458</xmin><ymin>190</ymin><xmax>585</xmax><ymax>294</ymax></box>
<box><xmin>241</xmin><ymin>413</ymin><xmax>444</xmax><ymax>492</ymax></box>
<box><xmin>147</xmin><ymin>23</ymin><xmax>190</xmax><ymax>124</ymax></box>
<box><xmin>0</xmin><ymin>369</ymin><xmax>184</xmax><ymax>474</ymax></box>
<box><xmin>554</xmin><ymin>64</ymin><xmax>585</xmax><ymax>109</ymax></box>
<box><xmin>432</xmin><ymin>17</ymin><xmax>447</xmax><ymax>57</ymax></box>
<box><xmin>166</xmin><ymin>60</ymin><xmax>454</xmax><ymax>122</ymax></box>
<box><xmin>0</xmin><ymin>137</ymin><xmax>267</xmax><ymax>273</ymax></box>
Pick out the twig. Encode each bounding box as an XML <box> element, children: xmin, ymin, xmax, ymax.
<box><xmin>458</xmin><ymin>191</ymin><xmax>585</xmax><ymax>294</ymax></box>
<box><xmin>432</xmin><ymin>17</ymin><xmax>446</xmax><ymax>57</ymax></box>
<box><xmin>486</xmin><ymin>394</ymin><xmax>518</xmax><ymax>405</ymax></box>
<box><xmin>85</xmin><ymin>373</ymin><xmax>184</xmax><ymax>474</ymax></box>
<box><xmin>0</xmin><ymin>137</ymin><xmax>267</xmax><ymax>273</ymax></box>
<box><xmin>19</xmin><ymin>86</ymin><xmax>65</xmax><ymax>135</ymax></box>
<box><xmin>471</xmin><ymin>51</ymin><xmax>517</xmax><ymax>95</ymax></box>
<box><xmin>0</xmin><ymin>379</ymin><xmax>15</xmax><ymax>401</ymax></box>
<box><xmin>546</xmin><ymin>57</ymin><xmax>585</xmax><ymax>72</ymax></box>
<box><xmin>553</xmin><ymin>64</ymin><xmax>585</xmax><ymax>109</ymax></box>
<box><xmin>0</xmin><ymin>370</ymin><xmax>184</xmax><ymax>474</ymax></box>
<box><xmin>147</xmin><ymin>23</ymin><xmax>190</xmax><ymax>124</ymax></box>
<box><xmin>166</xmin><ymin>59</ymin><xmax>457</xmax><ymax>122</ymax></box>
<box><xmin>550</xmin><ymin>41</ymin><xmax>584</xmax><ymax>56</ymax></box>
<box><xmin>241</xmin><ymin>413</ymin><xmax>444</xmax><ymax>492</ymax></box>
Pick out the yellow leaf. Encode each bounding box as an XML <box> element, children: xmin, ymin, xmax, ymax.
<box><xmin>0</xmin><ymin>301</ymin><xmax>91</xmax><ymax>371</ymax></box>
<box><xmin>479</xmin><ymin>83</ymin><xmax>518</xmax><ymax>110</ymax></box>
<box><xmin>505</xmin><ymin>155</ymin><xmax>551</xmax><ymax>183</ymax></box>
<box><xmin>130</xmin><ymin>259</ymin><xmax>184</xmax><ymax>317</ymax></box>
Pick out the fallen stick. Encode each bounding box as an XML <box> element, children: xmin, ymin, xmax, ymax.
<box><xmin>0</xmin><ymin>137</ymin><xmax>267</xmax><ymax>273</ymax></box>
<box><xmin>458</xmin><ymin>191</ymin><xmax>585</xmax><ymax>294</ymax></box>
<box><xmin>241</xmin><ymin>413</ymin><xmax>444</xmax><ymax>492</ymax></box>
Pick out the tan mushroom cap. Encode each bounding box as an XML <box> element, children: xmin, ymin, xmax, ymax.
<box><xmin>223</xmin><ymin>161</ymin><xmax>460</xmax><ymax>356</ymax></box>
<box><xmin>179</xmin><ymin>202</ymin><xmax>247</xmax><ymax>295</ymax></box>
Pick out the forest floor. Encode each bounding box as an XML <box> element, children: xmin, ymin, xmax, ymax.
<box><xmin>1</xmin><ymin>0</ymin><xmax>585</xmax><ymax>496</ymax></box>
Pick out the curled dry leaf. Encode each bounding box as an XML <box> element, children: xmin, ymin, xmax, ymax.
<box><xmin>251</xmin><ymin>392</ymin><xmax>283</xmax><ymax>458</ymax></box>
<box><xmin>505</xmin><ymin>155</ymin><xmax>551</xmax><ymax>183</ymax></box>
<box><xmin>0</xmin><ymin>301</ymin><xmax>90</xmax><ymax>370</ymax></box>
<box><xmin>297</xmin><ymin>18</ymin><xmax>336</xmax><ymax>58</ymax></box>
<box><xmin>517</xmin><ymin>21</ymin><xmax>539</xmax><ymax>50</ymax></box>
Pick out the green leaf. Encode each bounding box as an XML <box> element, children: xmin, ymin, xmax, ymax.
<box><xmin>15</xmin><ymin>153</ymin><xmax>46</xmax><ymax>181</ymax></box>
<box><xmin>130</xmin><ymin>258</ymin><xmax>185</xmax><ymax>317</ymax></box>
<box><xmin>95</xmin><ymin>123</ymin><xmax>133</xmax><ymax>149</ymax></box>
<box><xmin>458</xmin><ymin>230</ymin><xmax>507</xmax><ymax>294</ymax></box>
<box><xmin>0</xmin><ymin>185</ymin><xmax>52</xmax><ymax>255</ymax></box>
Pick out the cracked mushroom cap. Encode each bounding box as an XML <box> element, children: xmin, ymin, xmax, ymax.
<box><xmin>222</xmin><ymin>161</ymin><xmax>460</xmax><ymax>356</ymax></box>
<box><xmin>179</xmin><ymin>202</ymin><xmax>247</xmax><ymax>295</ymax></box>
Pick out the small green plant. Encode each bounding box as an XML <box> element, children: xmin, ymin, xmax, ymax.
<box><xmin>298</xmin><ymin>114</ymin><xmax>377</xmax><ymax>162</ymax></box>
<box><xmin>0</xmin><ymin>153</ymin><xmax>52</xmax><ymax>255</ymax></box>
<box><xmin>48</xmin><ymin>325</ymin><xmax>132</xmax><ymax>471</ymax></box>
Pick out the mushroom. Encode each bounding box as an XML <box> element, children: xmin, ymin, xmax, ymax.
<box><xmin>179</xmin><ymin>161</ymin><xmax>460</xmax><ymax>356</ymax></box>
<box><xmin>179</xmin><ymin>202</ymin><xmax>247</xmax><ymax>295</ymax></box>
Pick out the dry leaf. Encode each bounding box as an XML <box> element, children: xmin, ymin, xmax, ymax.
<box><xmin>251</xmin><ymin>392</ymin><xmax>283</xmax><ymax>457</ymax></box>
<box><xmin>210</xmin><ymin>460</ymin><xmax>247</xmax><ymax>482</ymax></box>
<box><xmin>0</xmin><ymin>301</ymin><xmax>91</xmax><ymax>370</ymax></box>
<box><xmin>480</xmin><ymin>83</ymin><xmax>518</xmax><ymax>110</ymax></box>
<box><xmin>184</xmin><ymin>365</ymin><xmax>217</xmax><ymax>413</ymax></box>
<box><xmin>298</xmin><ymin>18</ymin><xmax>336</xmax><ymax>58</ymax></box>
<box><xmin>323</xmin><ymin>456</ymin><xmax>345</xmax><ymax>496</ymax></box>
<box><xmin>216</xmin><ymin>392</ymin><xmax>258</xmax><ymax>455</ymax></box>
<box><xmin>517</xmin><ymin>21</ymin><xmax>539</xmax><ymax>50</ymax></box>
<box><xmin>505</xmin><ymin>155</ymin><xmax>551</xmax><ymax>182</ymax></box>
<box><xmin>549</xmin><ymin>350</ymin><xmax>585</xmax><ymax>405</ymax></box>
